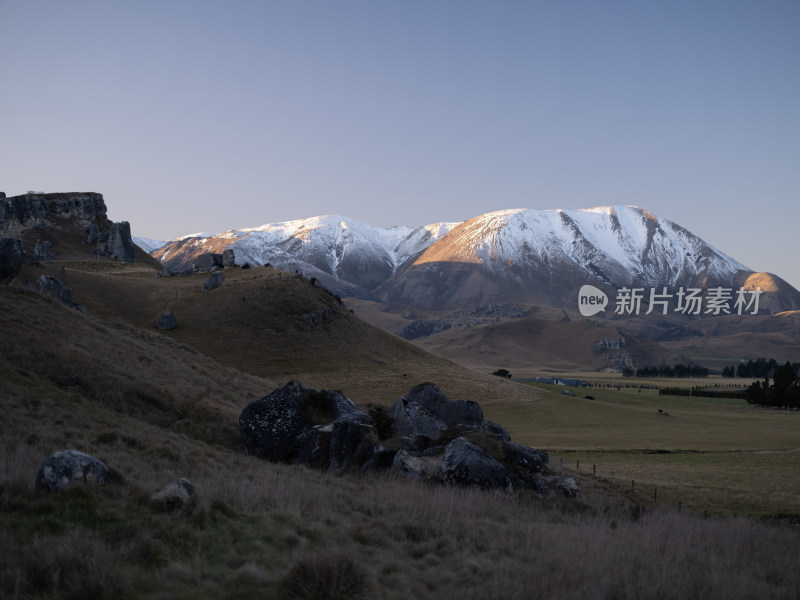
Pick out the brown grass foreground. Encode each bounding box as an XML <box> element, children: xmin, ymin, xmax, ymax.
<box><xmin>2</xmin><ymin>281</ymin><xmax>800</xmax><ymax>598</ymax></box>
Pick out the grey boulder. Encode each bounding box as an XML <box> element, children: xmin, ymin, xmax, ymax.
<box><xmin>440</xmin><ymin>437</ymin><xmax>514</xmax><ymax>490</ymax></box>
<box><xmin>157</xmin><ymin>311</ymin><xmax>177</xmax><ymax>330</ymax></box>
<box><xmin>388</xmin><ymin>397</ymin><xmax>447</xmax><ymax>440</ymax></box>
<box><xmin>502</xmin><ymin>441</ymin><xmax>549</xmax><ymax>475</ymax></box>
<box><xmin>360</xmin><ymin>444</ymin><xmax>398</xmax><ymax>472</ymax></box>
<box><xmin>202</xmin><ymin>271</ymin><xmax>224</xmax><ymax>291</ymax></box>
<box><xmin>391</xmin><ymin>449</ymin><xmax>429</xmax><ymax>479</ymax></box>
<box><xmin>556</xmin><ymin>477</ymin><xmax>581</xmax><ymax>497</ymax></box>
<box><xmin>405</xmin><ymin>382</ymin><xmax>484</xmax><ymax>428</ymax></box>
<box><xmin>151</xmin><ymin>478</ymin><xmax>196</xmax><ymax>510</ymax></box>
<box><xmin>222</xmin><ymin>248</ymin><xmax>236</xmax><ymax>267</ymax></box>
<box><xmin>36</xmin><ymin>275</ymin><xmax>86</xmax><ymax>311</ymax></box>
<box><xmin>481</xmin><ymin>419</ymin><xmax>511</xmax><ymax>440</ymax></box>
<box><xmin>36</xmin><ymin>450</ymin><xmax>109</xmax><ymax>493</ymax></box>
<box><xmin>239</xmin><ymin>381</ymin><xmax>374</xmax><ymax>470</ymax></box>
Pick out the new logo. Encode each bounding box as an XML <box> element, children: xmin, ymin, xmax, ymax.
<box><xmin>578</xmin><ymin>285</ymin><xmax>609</xmax><ymax>316</ymax></box>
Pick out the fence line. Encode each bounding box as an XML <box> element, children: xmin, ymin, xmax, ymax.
<box><xmin>553</xmin><ymin>454</ymin><xmax>720</xmax><ymax>517</ymax></box>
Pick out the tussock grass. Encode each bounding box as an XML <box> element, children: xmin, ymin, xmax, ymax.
<box><xmin>0</xmin><ymin>284</ymin><xmax>273</xmax><ymax>450</ymax></box>
<box><xmin>3</xmin><ymin>273</ymin><xmax>800</xmax><ymax>598</ymax></box>
<box><xmin>48</xmin><ymin>262</ymin><xmax>545</xmax><ymax>407</ymax></box>
<box><xmin>6</xmin><ymin>428</ymin><xmax>800</xmax><ymax>599</ymax></box>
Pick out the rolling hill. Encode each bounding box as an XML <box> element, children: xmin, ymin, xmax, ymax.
<box><xmin>3</xmin><ymin>192</ymin><xmax>800</xmax><ymax>598</ymax></box>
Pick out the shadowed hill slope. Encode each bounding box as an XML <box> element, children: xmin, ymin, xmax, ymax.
<box><xmin>19</xmin><ymin>259</ymin><xmax>543</xmax><ymax>408</ymax></box>
<box><xmin>0</xmin><ymin>285</ymin><xmax>274</xmax><ymax>449</ymax></box>
<box><xmin>412</xmin><ymin>317</ymin><xmax>676</xmax><ymax>376</ymax></box>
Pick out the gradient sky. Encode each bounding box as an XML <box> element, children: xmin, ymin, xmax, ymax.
<box><xmin>2</xmin><ymin>1</ymin><xmax>798</xmax><ymax>288</ymax></box>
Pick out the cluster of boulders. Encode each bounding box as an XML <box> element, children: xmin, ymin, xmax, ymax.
<box><xmin>186</xmin><ymin>250</ymin><xmax>233</xmax><ymax>292</ymax></box>
<box><xmin>191</xmin><ymin>249</ymin><xmax>236</xmax><ymax>272</ymax></box>
<box><xmin>35</xmin><ymin>449</ymin><xmax>195</xmax><ymax>510</ymax></box>
<box><xmin>32</xmin><ymin>382</ymin><xmax>577</xmax><ymax>505</ymax></box>
<box><xmin>0</xmin><ymin>239</ymin><xmax>88</xmax><ymax>311</ymax></box>
<box><xmin>0</xmin><ymin>237</ymin><xmax>56</xmax><ymax>281</ymax></box>
<box><xmin>239</xmin><ymin>381</ymin><xmax>579</xmax><ymax>496</ymax></box>
<box><xmin>454</xmin><ymin>303</ymin><xmax>527</xmax><ymax>319</ymax></box>
<box><xmin>400</xmin><ymin>319</ymin><xmax>453</xmax><ymax>340</ymax></box>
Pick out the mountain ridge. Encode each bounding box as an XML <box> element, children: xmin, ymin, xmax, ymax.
<box><xmin>151</xmin><ymin>205</ymin><xmax>799</xmax><ymax>314</ymax></box>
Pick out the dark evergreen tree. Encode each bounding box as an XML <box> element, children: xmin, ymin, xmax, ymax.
<box><xmin>491</xmin><ymin>369</ymin><xmax>512</xmax><ymax>379</ymax></box>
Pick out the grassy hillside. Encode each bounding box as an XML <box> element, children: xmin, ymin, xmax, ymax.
<box><xmin>349</xmin><ymin>299</ymin><xmax>677</xmax><ymax>375</ymax></box>
<box><xmin>3</xmin><ymin>284</ymin><xmax>800</xmax><ymax>599</ymax></box>
<box><xmin>349</xmin><ymin>299</ymin><xmax>800</xmax><ymax>375</ymax></box>
<box><xmin>409</xmin><ymin>317</ymin><xmax>675</xmax><ymax>376</ymax></box>
<box><xmin>40</xmin><ymin>260</ymin><xmax>544</xmax><ymax>408</ymax></box>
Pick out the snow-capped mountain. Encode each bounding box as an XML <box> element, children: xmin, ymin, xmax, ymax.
<box><xmin>151</xmin><ymin>206</ymin><xmax>799</xmax><ymax>312</ymax></box>
<box><xmin>376</xmin><ymin>206</ymin><xmax>759</xmax><ymax>309</ymax></box>
<box><xmin>153</xmin><ymin>215</ymin><xmax>458</xmax><ymax>294</ymax></box>
<box><xmin>412</xmin><ymin>206</ymin><xmax>747</xmax><ymax>285</ymax></box>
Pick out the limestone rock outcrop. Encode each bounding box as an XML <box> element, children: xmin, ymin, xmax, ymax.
<box><xmin>0</xmin><ymin>192</ymin><xmax>136</xmax><ymax>263</ymax></box>
<box><xmin>0</xmin><ymin>237</ymin><xmax>23</xmax><ymax>281</ymax></box>
<box><xmin>106</xmin><ymin>221</ymin><xmax>136</xmax><ymax>262</ymax></box>
<box><xmin>0</xmin><ymin>192</ymin><xmax>106</xmax><ymax>232</ymax></box>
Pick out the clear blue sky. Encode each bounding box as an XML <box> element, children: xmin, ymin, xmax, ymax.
<box><xmin>1</xmin><ymin>1</ymin><xmax>798</xmax><ymax>288</ymax></box>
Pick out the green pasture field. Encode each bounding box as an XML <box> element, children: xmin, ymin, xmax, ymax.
<box><xmin>525</xmin><ymin>372</ymin><xmax>757</xmax><ymax>390</ymax></box>
<box><xmin>485</xmin><ymin>380</ymin><xmax>800</xmax><ymax>518</ymax></box>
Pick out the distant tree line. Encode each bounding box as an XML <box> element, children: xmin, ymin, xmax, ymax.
<box><xmin>745</xmin><ymin>362</ymin><xmax>800</xmax><ymax>409</ymax></box>
<box><xmin>659</xmin><ymin>388</ymin><xmax>746</xmax><ymax>399</ymax></box>
<box><xmin>721</xmin><ymin>358</ymin><xmax>800</xmax><ymax>379</ymax></box>
<box><xmin>624</xmin><ymin>364</ymin><xmax>709</xmax><ymax>378</ymax></box>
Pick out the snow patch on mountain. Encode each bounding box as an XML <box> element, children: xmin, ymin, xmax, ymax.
<box><xmin>175</xmin><ymin>215</ymin><xmax>460</xmax><ymax>284</ymax></box>
<box><xmin>132</xmin><ymin>237</ymin><xmax>168</xmax><ymax>253</ymax></box>
<box><xmin>428</xmin><ymin>205</ymin><xmax>748</xmax><ymax>287</ymax></box>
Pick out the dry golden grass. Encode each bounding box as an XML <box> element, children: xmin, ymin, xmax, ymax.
<box><xmin>3</xmin><ymin>261</ymin><xmax>800</xmax><ymax>598</ymax></box>
<box><xmin>4</xmin><ymin>402</ymin><xmax>800</xmax><ymax>599</ymax></box>
<box><xmin>408</xmin><ymin>317</ymin><xmax>675</xmax><ymax>376</ymax></box>
<box><xmin>24</xmin><ymin>260</ymin><xmax>544</xmax><ymax>407</ymax></box>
